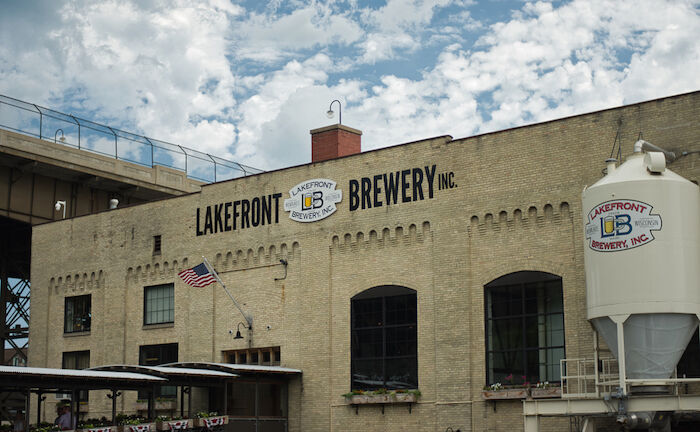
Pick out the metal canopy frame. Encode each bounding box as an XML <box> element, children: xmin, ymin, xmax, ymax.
<box><xmin>0</xmin><ymin>364</ymin><xmax>243</xmax><ymax>428</ymax></box>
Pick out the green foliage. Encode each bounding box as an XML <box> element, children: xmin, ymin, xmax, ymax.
<box><xmin>194</xmin><ymin>412</ymin><xmax>218</xmax><ymax>419</ymax></box>
<box><xmin>342</xmin><ymin>388</ymin><xmax>421</xmax><ymax>399</ymax></box>
<box><xmin>29</xmin><ymin>424</ymin><xmax>60</xmax><ymax>432</ymax></box>
<box><xmin>115</xmin><ymin>414</ymin><xmax>144</xmax><ymax>426</ymax></box>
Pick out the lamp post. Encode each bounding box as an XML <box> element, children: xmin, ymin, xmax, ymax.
<box><xmin>326</xmin><ymin>100</ymin><xmax>342</xmax><ymax>124</ymax></box>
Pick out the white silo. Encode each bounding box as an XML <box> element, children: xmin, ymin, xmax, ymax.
<box><xmin>582</xmin><ymin>142</ymin><xmax>700</xmax><ymax>388</ymax></box>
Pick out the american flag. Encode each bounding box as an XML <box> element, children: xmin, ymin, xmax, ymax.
<box><xmin>178</xmin><ymin>263</ymin><xmax>216</xmax><ymax>287</ymax></box>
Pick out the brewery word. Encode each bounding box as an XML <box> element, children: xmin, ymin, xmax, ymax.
<box><xmin>196</xmin><ymin>193</ymin><xmax>283</xmax><ymax>236</ymax></box>
<box><xmin>349</xmin><ymin>164</ymin><xmax>456</xmax><ymax>211</ymax></box>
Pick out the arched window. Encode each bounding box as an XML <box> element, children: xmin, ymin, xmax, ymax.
<box><xmin>485</xmin><ymin>271</ymin><xmax>565</xmax><ymax>385</ymax></box>
<box><xmin>351</xmin><ymin>285</ymin><xmax>417</xmax><ymax>390</ymax></box>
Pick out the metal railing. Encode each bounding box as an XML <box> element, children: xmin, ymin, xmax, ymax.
<box><xmin>0</xmin><ymin>94</ymin><xmax>263</xmax><ymax>183</ymax></box>
<box><xmin>561</xmin><ymin>357</ymin><xmax>700</xmax><ymax>399</ymax></box>
<box><xmin>560</xmin><ymin>357</ymin><xmax>619</xmax><ymax>398</ymax></box>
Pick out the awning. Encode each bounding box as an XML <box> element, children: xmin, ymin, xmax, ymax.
<box><xmin>0</xmin><ymin>365</ymin><xmax>166</xmax><ymax>391</ymax></box>
<box><xmin>88</xmin><ymin>364</ymin><xmax>237</xmax><ymax>385</ymax></box>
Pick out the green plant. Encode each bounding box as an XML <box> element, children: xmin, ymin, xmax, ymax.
<box><xmin>155</xmin><ymin>397</ymin><xmax>176</xmax><ymax>402</ymax></box>
<box><xmin>124</xmin><ymin>418</ymin><xmax>145</xmax><ymax>426</ymax></box>
<box><xmin>341</xmin><ymin>389</ymin><xmax>365</xmax><ymax>398</ymax></box>
<box><xmin>343</xmin><ymin>388</ymin><xmax>421</xmax><ymax>399</ymax></box>
<box><xmin>115</xmin><ymin>415</ymin><xmax>145</xmax><ymax>426</ymax></box>
<box><xmin>194</xmin><ymin>412</ymin><xmax>218</xmax><ymax>419</ymax></box>
<box><xmin>155</xmin><ymin>416</ymin><xmax>170</xmax><ymax>422</ymax></box>
<box><xmin>30</xmin><ymin>425</ymin><xmax>60</xmax><ymax>432</ymax></box>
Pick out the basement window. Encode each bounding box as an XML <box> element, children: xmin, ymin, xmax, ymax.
<box><xmin>226</xmin><ymin>347</ymin><xmax>281</xmax><ymax>366</ymax></box>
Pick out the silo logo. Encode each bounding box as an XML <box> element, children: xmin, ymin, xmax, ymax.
<box><xmin>585</xmin><ymin>199</ymin><xmax>662</xmax><ymax>252</ymax></box>
<box><xmin>284</xmin><ymin>179</ymin><xmax>342</xmax><ymax>222</ymax></box>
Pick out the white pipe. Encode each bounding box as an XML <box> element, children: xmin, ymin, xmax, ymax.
<box><xmin>633</xmin><ymin>140</ymin><xmax>676</xmax><ymax>162</ymax></box>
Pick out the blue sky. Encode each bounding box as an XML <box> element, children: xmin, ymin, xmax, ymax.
<box><xmin>1</xmin><ymin>0</ymin><xmax>699</xmax><ymax>171</ymax></box>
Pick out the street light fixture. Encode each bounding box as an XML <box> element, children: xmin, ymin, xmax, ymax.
<box><xmin>233</xmin><ymin>321</ymin><xmax>249</xmax><ymax>340</ymax></box>
<box><xmin>55</xmin><ymin>201</ymin><xmax>66</xmax><ymax>219</ymax></box>
<box><xmin>55</xmin><ymin>129</ymin><xmax>66</xmax><ymax>144</ymax></box>
<box><xmin>326</xmin><ymin>100</ymin><xmax>341</xmax><ymax>124</ymax></box>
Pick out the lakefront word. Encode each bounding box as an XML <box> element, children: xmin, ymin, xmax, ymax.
<box><xmin>196</xmin><ymin>193</ymin><xmax>283</xmax><ymax>236</ymax></box>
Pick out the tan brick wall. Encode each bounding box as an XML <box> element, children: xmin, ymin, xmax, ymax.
<box><xmin>28</xmin><ymin>92</ymin><xmax>700</xmax><ymax>431</ymax></box>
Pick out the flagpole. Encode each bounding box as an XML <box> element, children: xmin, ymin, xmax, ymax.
<box><xmin>202</xmin><ymin>257</ymin><xmax>253</xmax><ymax>329</ymax></box>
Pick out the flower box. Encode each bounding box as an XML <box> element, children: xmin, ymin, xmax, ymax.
<box><xmin>530</xmin><ymin>387</ymin><xmax>561</xmax><ymax>399</ymax></box>
<box><xmin>194</xmin><ymin>416</ymin><xmax>228</xmax><ymax>428</ymax></box>
<box><xmin>156</xmin><ymin>420</ymin><xmax>190</xmax><ymax>431</ymax></box>
<box><xmin>125</xmin><ymin>423</ymin><xmax>155</xmax><ymax>432</ymax></box>
<box><xmin>481</xmin><ymin>388</ymin><xmax>528</xmax><ymax>400</ymax></box>
<box><xmin>347</xmin><ymin>393</ymin><xmax>417</xmax><ymax>404</ymax></box>
<box><xmin>79</xmin><ymin>427</ymin><xmax>112</xmax><ymax>432</ymax></box>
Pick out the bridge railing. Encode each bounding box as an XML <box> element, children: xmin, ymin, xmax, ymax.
<box><xmin>0</xmin><ymin>94</ymin><xmax>263</xmax><ymax>183</ymax></box>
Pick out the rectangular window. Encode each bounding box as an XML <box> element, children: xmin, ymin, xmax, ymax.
<box><xmin>144</xmin><ymin>283</ymin><xmax>174</xmax><ymax>325</ymax></box>
<box><xmin>63</xmin><ymin>350</ymin><xmax>90</xmax><ymax>401</ymax></box>
<box><xmin>139</xmin><ymin>343</ymin><xmax>178</xmax><ymax>398</ymax></box>
<box><xmin>225</xmin><ymin>347</ymin><xmax>281</xmax><ymax>366</ymax></box>
<box><xmin>153</xmin><ymin>235</ymin><xmax>161</xmax><ymax>255</ymax></box>
<box><xmin>64</xmin><ymin>295</ymin><xmax>91</xmax><ymax>333</ymax></box>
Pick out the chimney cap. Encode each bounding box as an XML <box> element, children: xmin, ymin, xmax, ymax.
<box><xmin>310</xmin><ymin>124</ymin><xmax>362</xmax><ymax>136</ymax></box>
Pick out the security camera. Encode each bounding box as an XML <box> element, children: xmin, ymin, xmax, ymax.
<box><xmin>266</xmin><ymin>325</ymin><xmax>271</xmax><ymax>331</ymax></box>
<box><xmin>55</xmin><ymin>202</ymin><xmax>62</xmax><ymax>211</ymax></box>
<box><xmin>228</xmin><ymin>329</ymin><xmax>233</xmax><ymax>335</ymax></box>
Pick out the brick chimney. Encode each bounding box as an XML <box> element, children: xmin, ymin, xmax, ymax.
<box><xmin>310</xmin><ymin>124</ymin><xmax>362</xmax><ymax>162</ymax></box>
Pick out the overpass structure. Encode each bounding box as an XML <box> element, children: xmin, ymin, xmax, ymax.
<box><xmin>0</xmin><ymin>94</ymin><xmax>262</xmax><ymax>369</ymax></box>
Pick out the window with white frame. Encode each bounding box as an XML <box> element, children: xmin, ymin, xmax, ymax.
<box><xmin>143</xmin><ymin>283</ymin><xmax>174</xmax><ymax>325</ymax></box>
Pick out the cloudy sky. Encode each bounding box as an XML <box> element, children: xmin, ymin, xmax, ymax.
<box><xmin>1</xmin><ymin>0</ymin><xmax>699</xmax><ymax>173</ymax></box>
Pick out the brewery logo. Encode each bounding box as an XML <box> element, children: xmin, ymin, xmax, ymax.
<box><xmin>284</xmin><ymin>179</ymin><xmax>342</xmax><ymax>223</ymax></box>
<box><xmin>585</xmin><ymin>199</ymin><xmax>662</xmax><ymax>252</ymax></box>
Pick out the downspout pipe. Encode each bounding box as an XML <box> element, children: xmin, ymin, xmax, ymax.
<box><xmin>634</xmin><ymin>139</ymin><xmax>676</xmax><ymax>162</ymax></box>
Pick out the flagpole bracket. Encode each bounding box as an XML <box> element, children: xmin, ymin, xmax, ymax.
<box><xmin>274</xmin><ymin>259</ymin><xmax>288</xmax><ymax>281</ymax></box>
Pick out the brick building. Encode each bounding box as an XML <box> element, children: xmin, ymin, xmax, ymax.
<box><xmin>28</xmin><ymin>91</ymin><xmax>699</xmax><ymax>431</ymax></box>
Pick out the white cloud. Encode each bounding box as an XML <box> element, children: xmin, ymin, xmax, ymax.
<box><xmin>1</xmin><ymin>0</ymin><xmax>698</xmax><ymax>174</ymax></box>
<box><xmin>357</xmin><ymin>0</ymin><xmax>456</xmax><ymax>63</ymax></box>
<box><xmin>235</xmin><ymin>5</ymin><xmax>363</xmax><ymax>64</ymax></box>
